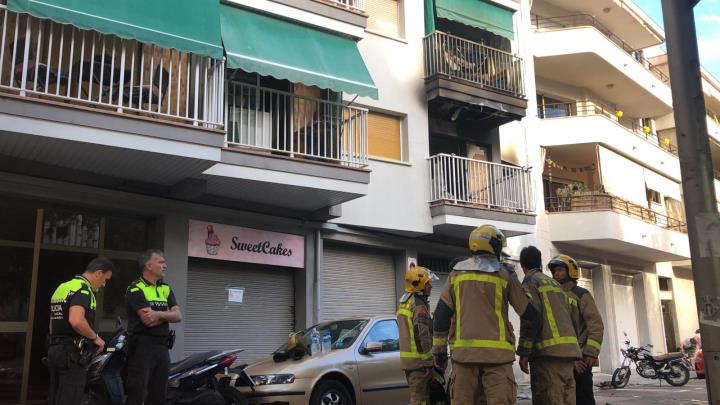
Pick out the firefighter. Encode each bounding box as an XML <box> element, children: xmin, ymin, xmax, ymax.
<box><xmin>125</xmin><ymin>249</ymin><xmax>183</xmax><ymax>405</ymax></box>
<box><xmin>47</xmin><ymin>257</ymin><xmax>115</xmax><ymax>405</ymax></box>
<box><xmin>549</xmin><ymin>255</ymin><xmax>604</xmax><ymax>405</ymax></box>
<box><xmin>398</xmin><ymin>265</ymin><xmax>439</xmax><ymax>405</ymax></box>
<box><xmin>433</xmin><ymin>225</ymin><xmax>539</xmax><ymax>405</ymax></box>
<box><xmin>517</xmin><ymin>246</ymin><xmax>582</xmax><ymax>405</ymax></box>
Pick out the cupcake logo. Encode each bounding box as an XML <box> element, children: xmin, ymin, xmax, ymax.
<box><xmin>205</xmin><ymin>225</ymin><xmax>221</xmax><ymax>255</ymax></box>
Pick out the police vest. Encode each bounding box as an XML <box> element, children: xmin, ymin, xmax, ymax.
<box><xmin>49</xmin><ymin>276</ymin><xmax>96</xmax><ymax>337</ymax></box>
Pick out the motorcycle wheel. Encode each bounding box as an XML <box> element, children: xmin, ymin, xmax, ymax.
<box><xmin>664</xmin><ymin>364</ymin><xmax>690</xmax><ymax>386</ymax></box>
<box><xmin>217</xmin><ymin>383</ymin><xmax>249</xmax><ymax>405</ymax></box>
<box><xmin>611</xmin><ymin>367</ymin><xmax>631</xmax><ymax>388</ymax></box>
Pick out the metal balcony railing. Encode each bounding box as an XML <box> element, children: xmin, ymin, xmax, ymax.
<box><xmin>226</xmin><ymin>81</ymin><xmax>368</xmax><ymax>167</ymax></box>
<box><xmin>423</xmin><ymin>31</ymin><xmax>525</xmax><ymax>98</ymax></box>
<box><xmin>531</xmin><ymin>14</ymin><xmax>670</xmax><ymax>84</ymax></box>
<box><xmin>327</xmin><ymin>0</ymin><xmax>364</xmax><ymax>12</ymax></box>
<box><xmin>538</xmin><ymin>100</ymin><xmax>679</xmax><ymax>156</ymax></box>
<box><xmin>545</xmin><ymin>193</ymin><xmax>687</xmax><ymax>233</ymax></box>
<box><xmin>0</xmin><ymin>5</ymin><xmax>224</xmax><ymax>128</ymax></box>
<box><xmin>428</xmin><ymin>154</ymin><xmax>535</xmax><ymax>213</ymax></box>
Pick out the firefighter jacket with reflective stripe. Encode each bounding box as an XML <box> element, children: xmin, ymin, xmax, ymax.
<box><xmin>397</xmin><ymin>294</ymin><xmax>434</xmax><ymax>369</ymax></box>
<box><xmin>433</xmin><ymin>255</ymin><xmax>531</xmax><ymax>365</ymax></box>
<box><xmin>563</xmin><ymin>281</ymin><xmax>604</xmax><ymax>358</ymax></box>
<box><xmin>518</xmin><ymin>269</ymin><xmax>582</xmax><ymax>360</ymax></box>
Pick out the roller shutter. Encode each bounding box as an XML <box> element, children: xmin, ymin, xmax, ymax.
<box><xmin>321</xmin><ymin>244</ymin><xmax>396</xmax><ymax>321</ymax></box>
<box><xmin>185</xmin><ymin>259</ymin><xmax>295</xmax><ymax>364</ymax></box>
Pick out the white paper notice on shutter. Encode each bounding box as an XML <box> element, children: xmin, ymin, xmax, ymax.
<box><xmin>228</xmin><ymin>288</ymin><xmax>245</xmax><ymax>303</ymax></box>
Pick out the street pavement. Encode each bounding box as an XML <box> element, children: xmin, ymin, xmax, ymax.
<box><xmin>516</xmin><ymin>372</ymin><xmax>709</xmax><ymax>404</ymax></box>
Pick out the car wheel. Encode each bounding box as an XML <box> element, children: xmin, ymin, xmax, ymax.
<box><xmin>310</xmin><ymin>379</ymin><xmax>353</xmax><ymax>405</ymax></box>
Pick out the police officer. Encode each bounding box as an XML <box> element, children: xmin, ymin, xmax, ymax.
<box><xmin>47</xmin><ymin>257</ymin><xmax>114</xmax><ymax>405</ymax></box>
<box><xmin>549</xmin><ymin>255</ymin><xmax>604</xmax><ymax>405</ymax></box>
<box><xmin>433</xmin><ymin>225</ymin><xmax>538</xmax><ymax>405</ymax></box>
<box><xmin>125</xmin><ymin>249</ymin><xmax>183</xmax><ymax>405</ymax></box>
<box><xmin>398</xmin><ymin>265</ymin><xmax>439</xmax><ymax>405</ymax></box>
<box><xmin>517</xmin><ymin>246</ymin><xmax>581</xmax><ymax>405</ymax></box>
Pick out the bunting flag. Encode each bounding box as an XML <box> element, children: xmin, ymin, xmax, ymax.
<box><xmin>545</xmin><ymin>158</ymin><xmax>596</xmax><ymax>173</ymax></box>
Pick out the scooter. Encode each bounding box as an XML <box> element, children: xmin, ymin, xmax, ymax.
<box><xmin>611</xmin><ymin>332</ymin><xmax>691</xmax><ymax>388</ymax></box>
<box><xmin>83</xmin><ymin>320</ymin><xmax>252</xmax><ymax>405</ymax></box>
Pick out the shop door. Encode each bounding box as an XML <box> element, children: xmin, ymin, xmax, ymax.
<box><xmin>185</xmin><ymin>260</ymin><xmax>295</xmax><ymax>364</ymax></box>
<box><xmin>612</xmin><ymin>275</ymin><xmax>639</xmax><ymax>355</ymax></box>
<box><xmin>321</xmin><ymin>245</ymin><xmax>396</xmax><ymax>322</ymax></box>
<box><xmin>0</xmin><ymin>201</ymin><xmax>38</xmax><ymax>405</ymax></box>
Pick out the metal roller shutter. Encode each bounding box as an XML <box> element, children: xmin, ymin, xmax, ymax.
<box><xmin>428</xmin><ymin>272</ymin><xmax>450</xmax><ymax>315</ymax></box>
<box><xmin>185</xmin><ymin>259</ymin><xmax>295</xmax><ymax>364</ymax></box>
<box><xmin>321</xmin><ymin>244</ymin><xmax>396</xmax><ymax>321</ymax></box>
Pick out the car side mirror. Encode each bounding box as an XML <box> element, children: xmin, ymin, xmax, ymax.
<box><xmin>361</xmin><ymin>342</ymin><xmax>383</xmax><ymax>355</ymax></box>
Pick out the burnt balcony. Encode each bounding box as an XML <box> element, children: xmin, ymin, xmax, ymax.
<box><xmin>423</xmin><ymin>31</ymin><xmax>527</xmax><ymax>127</ymax></box>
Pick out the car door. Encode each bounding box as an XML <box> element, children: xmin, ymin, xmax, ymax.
<box><xmin>354</xmin><ymin>319</ymin><xmax>409</xmax><ymax>405</ymax></box>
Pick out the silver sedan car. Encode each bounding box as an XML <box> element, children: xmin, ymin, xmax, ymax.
<box><xmin>234</xmin><ymin>316</ymin><xmax>412</xmax><ymax>405</ymax></box>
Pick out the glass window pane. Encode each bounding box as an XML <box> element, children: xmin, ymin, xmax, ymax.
<box><xmin>363</xmin><ymin>320</ymin><xmax>399</xmax><ymax>352</ymax></box>
<box><xmin>104</xmin><ymin>216</ymin><xmax>148</xmax><ymax>252</ymax></box>
<box><xmin>42</xmin><ymin>209</ymin><xmax>101</xmax><ymax>249</ymax></box>
<box><xmin>0</xmin><ymin>247</ymin><xmax>33</xmax><ymax>322</ymax></box>
<box><xmin>0</xmin><ymin>200</ymin><xmax>36</xmax><ymax>242</ymax></box>
<box><xmin>0</xmin><ymin>332</ymin><xmax>25</xmax><ymax>405</ymax></box>
<box><xmin>101</xmin><ymin>259</ymin><xmax>140</xmax><ymax>321</ymax></box>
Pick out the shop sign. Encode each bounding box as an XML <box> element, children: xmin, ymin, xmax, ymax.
<box><xmin>188</xmin><ymin>220</ymin><xmax>305</xmax><ymax>268</ymax></box>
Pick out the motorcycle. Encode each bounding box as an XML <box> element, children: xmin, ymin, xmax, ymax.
<box><xmin>83</xmin><ymin>320</ymin><xmax>252</xmax><ymax>405</ymax></box>
<box><xmin>611</xmin><ymin>332</ymin><xmax>691</xmax><ymax>388</ymax></box>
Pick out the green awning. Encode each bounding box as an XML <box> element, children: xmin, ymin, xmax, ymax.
<box><xmin>220</xmin><ymin>5</ymin><xmax>378</xmax><ymax>99</ymax></box>
<box><xmin>435</xmin><ymin>0</ymin><xmax>514</xmax><ymax>40</ymax></box>
<box><xmin>425</xmin><ymin>0</ymin><xmax>436</xmax><ymax>35</ymax></box>
<box><xmin>7</xmin><ymin>0</ymin><xmax>223</xmax><ymax>59</ymax></box>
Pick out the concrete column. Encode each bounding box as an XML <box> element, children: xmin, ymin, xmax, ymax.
<box><xmin>159</xmin><ymin>214</ymin><xmax>189</xmax><ymax>361</ymax></box>
<box><xmin>633</xmin><ymin>266</ymin><xmax>666</xmax><ymax>353</ymax></box>
<box><xmin>296</xmin><ymin>229</ymin><xmax>318</xmax><ymax>329</ymax></box>
<box><xmin>395</xmin><ymin>249</ymin><xmax>419</xmax><ymax>302</ymax></box>
<box><xmin>592</xmin><ymin>264</ymin><xmax>619</xmax><ymax>372</ymax></box>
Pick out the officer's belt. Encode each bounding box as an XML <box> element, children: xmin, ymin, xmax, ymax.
<box><xmin>48</xmin><ymin>336</ymin><xmax>77</xmax><ymax>346</ymax></box>
<box><xmin>129</xmin><ymin>334</ymin><xmax>169</xmax><ymax>345</ymax></box>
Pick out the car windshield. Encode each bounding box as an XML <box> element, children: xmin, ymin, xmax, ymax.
<box><xmin>276</xmin><ymin>319</ymin><xmax>369</xmax><ymax>353</ymax></box>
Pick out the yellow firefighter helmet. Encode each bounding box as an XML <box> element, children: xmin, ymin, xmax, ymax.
<box><xmin>468</xmin><ymin>225</ymin><xmax>507</xmax><ymax>258</ymax></box>
<box><xmin>548</xmin><ymin>254</ymin><xmax>580</xmax><ymax>280</ymax></box>
<box><xmin>404</xmin><ymin>266</ymin><xmax>439</xmax><ymax>293</ymax></box>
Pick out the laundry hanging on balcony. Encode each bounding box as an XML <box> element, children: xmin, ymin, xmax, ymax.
<box><xmin>6</xmin><ymin>0</ymin><xmax>224</xmax><ymax>58</ymax></box>
<box><xmin>219</xmin><ymin>4</ymin><xmax>378</xmax><ymax>99</ymax></box>
<box><xmin>431</xmin><ymin>0</ymin><xmax>515</xmax><ymax>40</ymax></box>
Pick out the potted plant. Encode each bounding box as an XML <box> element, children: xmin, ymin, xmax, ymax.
<box><xmin>555</xmin><ymin>182</ymin><xmax>593</xmax><ymax>210</ymax></box>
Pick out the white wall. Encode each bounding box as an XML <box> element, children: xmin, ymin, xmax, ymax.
<box><xmin>672</xmin><ymin>267</ymin><xmax>700</xmax><ymax>344</ymax></box>
<box><xmin>332</xmin><ymin>3</ymin><xmax>433</xmax><ymax>234</ymax></box>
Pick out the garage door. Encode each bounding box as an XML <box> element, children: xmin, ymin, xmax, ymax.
<box><xmin>185</xmin><ymin>259</ymin><xmax>295</xmax><ymax>364</ymax></box>
<box><xmin>428</xmin><ymin>271</ymin><xmax>450</xmax><ymax>315</ymax></box>
<box><xmin>612</xmin><ymin>274</ymin><xmax>639</xmax><ymax>351</ymax></box>
<box><xmin>321</xmin><ymin>244</ymin><xmax>396</xmax><ymax>321</ymax></box>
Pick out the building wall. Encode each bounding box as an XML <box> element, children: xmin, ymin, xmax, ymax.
<box><xmin>671</xmin><ymin>267</ymin><xmax>700</xmax><ymax>343</ymax></box>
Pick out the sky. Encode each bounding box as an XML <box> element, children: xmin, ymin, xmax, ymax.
<box><xmin>632</xmin><ymin>0</ymin><xmax>720</xmax><ymax>81</ymax></box>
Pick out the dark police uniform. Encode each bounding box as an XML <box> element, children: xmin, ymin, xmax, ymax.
<box><xmin>47</xmin><ymin>275</ymin><xmax>96</xmax><ymax>405</ymax></box>
<box><xmin>125</xmin><ymin>276</ymin><xmax>178</xmax><ymax>405</ymax></box>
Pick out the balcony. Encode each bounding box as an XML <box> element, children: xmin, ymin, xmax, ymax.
<box><xmin>326</xmin><ymin>0</ymin><xmax>364</xmax><ymax>12</ymax></box>
<box><xmin>428</xmin><ymin>154</ymin><xmax>536</xmax><ymax>238</ymax></box>
<box><xmin>423</xmin><ymin>31</ymin><xmax>527</xmax><ymax>126</ymax></box>
<box><xmin>533</xmin><ymin>15</ymin><xmax>668</xmax><ymax>84</ymax></box>
<box><xmin>545</xmin><ymin>193</ymin><xmax>690</xmax><ymax>261</ymax></box>
<box><xmin>530</xmin><ymin>15</ymin><xmax>672</xmax><ymax>117</ymax></box>
<box><xmin>0</xmin><ymin>5</ymin><xmax>223</xmax><ymax>128</ymax></box>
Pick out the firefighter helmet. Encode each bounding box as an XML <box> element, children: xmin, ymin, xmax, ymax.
<box><xmin>548</xmin><ymin>254</ymin><xmax>580</xmax><ymax>280</ymax></box>
<box><xmin>468</xmin><ymin>225</ymin><xmax>507</xmax><ymax>258</ymax></box>
<box><xmin>404</xmin><ymin>266</ymin><xmax>439</xmax><ymax>293</ymax></box>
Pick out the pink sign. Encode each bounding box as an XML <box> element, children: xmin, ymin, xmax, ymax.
<box><xmin>188</xmin><ymin>220</ymin><xmax>305</xmax><ymax>268</ymax></box>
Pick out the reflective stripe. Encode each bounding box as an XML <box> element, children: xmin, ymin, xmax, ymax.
<box><xmin>567</xmin><ymin>296</ymin><xmax>578</xmax><ymax>307</ymax></box>
<box><xmin>534</xmin><ymin>336</ymin><xmax>578</xmax><ymax>349</ymax></box>
<box><xmin>80</xmin><ymin>290</ymin><xmax>89</xmax><ymax>295</ymax></box>
<box><xmin>451</xmin><ymin>273</ymin><xmax>512</xmax><ymax>351</ymax></box>
<box><xmin>130</xmin><ymin>287</ymin><xmax>140</xmax><ymax>293</ymax></box>
<box><xmin>131</xmin><ymin>279</ymin><xmax>171</xmax><ymax>303</ymax></box>
<box><xmin>518</xmin><ymin>339</ymin><xmax>533</xmax><ymax>349</ymax></box>
<box><xmin>397</xmin><ymin>303</ymin><xmax>432</xmax><ymax>360</ymax></box>
<box><xmin>542</xmin><ymin>291</ymin><xmax>560</xmax><ymax>338</ymax></box>
<box><xmin>538</xmin><ymin>285</ymin><xmax>564</xmax><ymax>294</ymax></box>
<box><xmin>433</xmin><ymin>337</ymin><xmax>447</xmax><ymax>346</ymax></box>
<box><xmin>587</xmin><ymin>338</ymin><xmax>602</xmax><ymax>350</ymax></box>
<box><xmin>450</xmin><ymin>339</ymin><xmax>515</xmax><ymax>351</ymax></box>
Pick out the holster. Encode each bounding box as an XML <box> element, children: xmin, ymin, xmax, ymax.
<box><xmin>74</xmin><ymin>337</ymin><xmax>96</xmax><ymax>367</ymax></box>
<box><xmin>167</xmin><ymin>330</ymin><xmax>176</xmax><ymax>350</ymax></box>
